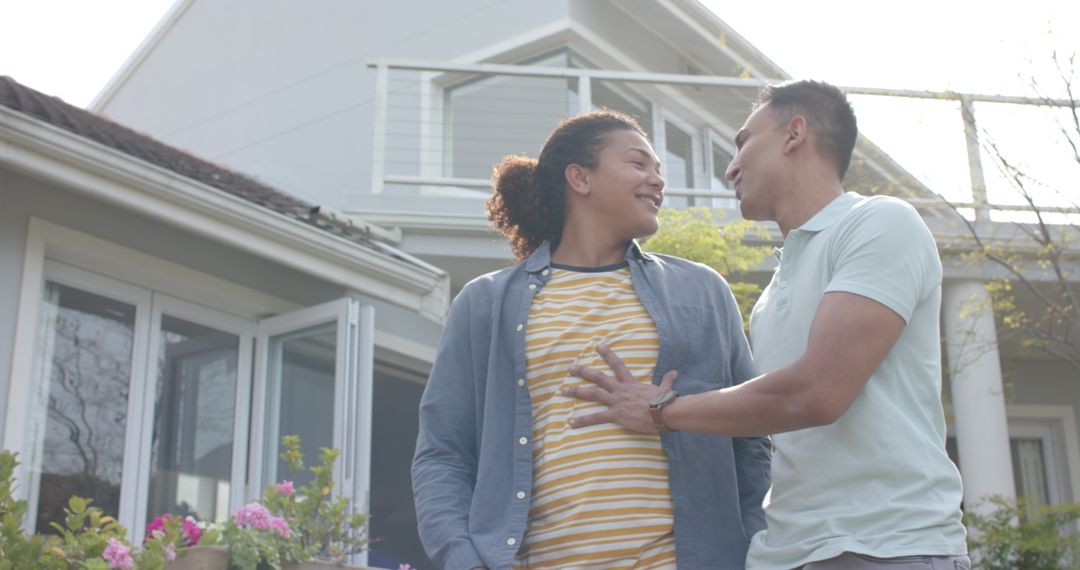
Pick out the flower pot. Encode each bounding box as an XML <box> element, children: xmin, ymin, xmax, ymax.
<box><xmin>166</xmin><ymin>545</ymin><xmax>230</xmax><ymax>570</ymax></box>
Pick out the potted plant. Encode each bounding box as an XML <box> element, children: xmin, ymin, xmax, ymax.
<box><xmin>1</xmin><ymin>450</ymin><xmax>198</xmax><ymax>570</ymax></box>
<box><xmin>195</xmin><ymin>435</ymin><xmax>372</xmax><ymax>570</ymax></box>
<box><xmin>2</xmin><ymin>438</ymin><xmax>376</xmax><ymax>570</ymax></box>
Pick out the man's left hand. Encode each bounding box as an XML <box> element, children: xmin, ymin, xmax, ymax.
<box><xmin>563</xmin><ymin>344</ymin><xmax>678</xmax><ymax>432</ymax></box>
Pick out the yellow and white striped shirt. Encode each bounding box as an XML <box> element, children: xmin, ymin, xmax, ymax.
<box><xmin>515</xmin><ymin>264</ymin><xmax>676</xmax><ymax>570</ymax></box>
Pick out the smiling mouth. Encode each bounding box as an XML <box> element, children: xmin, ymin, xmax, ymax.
<box><xmin>637</xmin><ymin>194</ymin><xmax>662</xmax><ymax>210</ymax></box>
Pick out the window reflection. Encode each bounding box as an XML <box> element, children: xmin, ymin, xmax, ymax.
<box><xmin>266</xmin><ymin>325</ymin><xmax>337</xmax><ymax>488</ymax></box>
<box><xmin>31</xmin><ymin>283</ymin><xmax>134</xmax><ymax>533</ymax></box>
<box><xmin>146</xmin><ymin>316</ymin><xmax>238</xmax><ymax>523</ymax></box>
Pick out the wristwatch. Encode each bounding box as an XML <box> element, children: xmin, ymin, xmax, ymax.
<box><xmin>648</xmin><ymin>389</ymin><xmax>679</xmax><ymax>432</ymax></box>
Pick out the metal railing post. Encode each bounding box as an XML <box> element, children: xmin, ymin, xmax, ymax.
<box><xmin>371</xmin><ymin>62</ymin><xmax>389</xmax><ymax>195</ymax></box>
<box><xmin>960</xmin><ymin>96</ymin><xmax>990</xmax><ymax>221</ymax></box>
<box><xmin>578</xmin><ymin>72</ymin><xmax>592</xmax><ymax>114</ymax></box>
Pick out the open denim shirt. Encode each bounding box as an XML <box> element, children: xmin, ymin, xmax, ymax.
<box><xmin>413</xmin><ymin>242</ymin><xmax>771</xmax><ymax>570</ymax></box>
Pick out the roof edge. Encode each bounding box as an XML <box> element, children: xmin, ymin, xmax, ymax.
<box><xmin>88</xmin><ymin>0</ymin><xmax>196</xmax><ymax>112</ymax></box>
<box><xmin>0</xmin><ymin>105</ymin><xmax>451</xmax><ymax>321</ymax></box>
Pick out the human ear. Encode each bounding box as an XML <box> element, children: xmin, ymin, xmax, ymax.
<box><xmin>565</xmin><ymin>164</ymin><xmax>591</xmax><ymax>196</ymax></box>
<box><xmin>784</xmin><ymin>115</ymin><xmax>808</xmax><ymax>153</ymax></box>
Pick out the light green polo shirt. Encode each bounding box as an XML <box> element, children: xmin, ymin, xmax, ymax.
<box><xmin>745</xmin><ymin>193</ymin><xmax>967</xmax><ymax>569</ymax></box>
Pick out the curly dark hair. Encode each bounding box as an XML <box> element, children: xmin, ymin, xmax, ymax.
<box><xmin>486</xmin><ymin>110</ymin><xmax>647</xmax><ymax>261</ymax></box>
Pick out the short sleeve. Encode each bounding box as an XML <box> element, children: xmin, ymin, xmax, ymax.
<box><xmin>823</xmin><ymin>197</ymin><xmax>941</xmax><ymax>323</ymax></box>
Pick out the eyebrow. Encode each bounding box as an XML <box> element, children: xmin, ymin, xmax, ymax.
<box><xmin>734</xmin><ymin>129</ymin><xmax>749</xmax><ymax>149</ymax></box>
<box><xmin>625</xmin><ymin>147</ymin><xmax>661</xmax><ymax>164</ymax></box>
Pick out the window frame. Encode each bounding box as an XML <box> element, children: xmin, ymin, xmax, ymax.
<box><xmin>19</xmin><ymin>261</ymin><xmax>153</xmax><ymax>536</ymax></box>
<box><xmin>4</xmin><ymin>219</ymin><xmax>373</xmax><ymax>552</ymax></box>
<box><xmin>133</xmin><ymin>293</ymin><xmax>255</xmax><ymax>542</ymax></box>
<box><xmin>946</xmin><ymin>403</ymin><xmax>1080</xmax><ymax>507</ymax></box>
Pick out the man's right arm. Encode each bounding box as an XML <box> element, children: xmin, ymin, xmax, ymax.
<box><xmin>412</xmin><ymin>287</ymin><xmax>488</xmax><ymax>570</ymax></box>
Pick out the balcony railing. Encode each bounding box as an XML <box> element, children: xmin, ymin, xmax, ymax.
<box><xmin>368</xmin><ymin>58</ymin><xmax>1079</xmax><ymax>222</ymax></box>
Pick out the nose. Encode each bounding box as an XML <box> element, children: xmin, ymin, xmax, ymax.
<box><xmin>725</xmin><ymin>158</ymin><xmax>739</xmax><ymax>182</ymax></box>
<box><xmin>648</xmin><ymin>169</ymin><xmax>665</xmax><ymax>191</ymax></box>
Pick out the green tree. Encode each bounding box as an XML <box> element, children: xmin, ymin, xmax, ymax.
<box><xmin>965</xmin><ymin>496</ymin><xmax>1080</xmax><ymax>569</ymax></box>
<box><xmin>642</xmin><ymin>207</ymin><xmax>771</xmax><ymax>326</ymax></box>
<box><xmin>944</xmin><ymin>51</ymin><xmax>1080</xmax><ymax>373</ymax></box>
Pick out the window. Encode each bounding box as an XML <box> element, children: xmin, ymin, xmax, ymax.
<box><xmin>435</xmin><ymin>48</ymin><xmax>744</xmax><ymax>212</ymax></box>
<box><xmin>946</xmin><ymin>412</ymin><xmax>1076</xmax><ymax>516</ymax></box>
<box><xmin>711</xmin><ymin>142</ymin><xmax>734</xmax><ymax>191</ymax></box>
<box><xmin>250</xmin><ymin>298</ymin><xmax>374</xmax><ymax>541</ymax></box>
<box><xmin>661</xmin><ymin>118</ymin><xmax>697</xmax><ymax>209</ymax></box>
<box><xmin>442</xmin><ymin>50</ymin><xmax>656</xmax><ymax>186</ymax></box>
<box><xmin>707</xmin><ymin>133</ymin><xmax>738</xmax><ymax>210</ymax></box>
<box><xmin>27</xmin><ymin>279</ymin><xmax>142</xmax><ymax>534</ymax></box>
<box><xmin>10</xmin><ymin>258</ymin><xmax>372</xmax><ymax>550</ymax></box>
<box><xmin>144</xmin><ymin>312</ymin><xmax>242</xmax><ymax>524</ymax></box>
<box><xmin>444</xmin><ymin>52</ymin><xmax>576</xmax><ymax>181</ymax></box>
<box><xmin>20</xmin><ymin>263</ymin><xmax>253</xmax><ymax>539</ymax></box>
<box><xmin>567</xmin><ymin>52</ymin><xmax>653</xmax><ymax>137</ymax></box>
<box><xmin>1011</xmin><ymin>437</ymin><xmax>1051</xmax><ymax>512</ymax></box>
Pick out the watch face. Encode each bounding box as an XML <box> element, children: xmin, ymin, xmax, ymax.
<box><xmin>649</xmin><ymin>390</ymin><xmax>677</xmax><ymax>407</ymax></box>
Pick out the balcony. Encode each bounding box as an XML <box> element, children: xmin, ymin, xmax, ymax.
<box><xmin>352</xmin><ymin>57</ymin><xmax>1078</xmax><ymax>243</ymax></box>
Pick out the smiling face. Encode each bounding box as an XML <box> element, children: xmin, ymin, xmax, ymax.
<box><xmin>725</xmin><ymin>103</ymin><xmax>789</xmax><ymax>222</ymax></box>
<box><xmin>573</xmin><ymin>129</ymin><xmax>666</xmax><ymax>240</ymax></box>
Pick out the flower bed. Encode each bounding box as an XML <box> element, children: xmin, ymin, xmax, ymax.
<box><xmin>0</xmin><ymin>436</ymin><xmax>388</xmax><ymax>570</ymax></box>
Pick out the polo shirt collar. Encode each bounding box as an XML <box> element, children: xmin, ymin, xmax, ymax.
<box><xmin>795</xmin><ymin>191</ymin><xmax>861</xmax><ymax>233</ymax></box>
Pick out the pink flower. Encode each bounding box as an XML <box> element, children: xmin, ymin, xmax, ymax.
<box><xmin>269</xmin><ymin>515</ymin><xmax>293</xmax><ymax>538</ymax></box>
<box><xmin>164</xmin><ymin>543</ymin><xmax>177</xmax><ymax>562</ymax></box>
<box><xmin>399</xmin><ymin>565</ymin><xmax>413</xmax><ymax>570</ymax></box>
<box><xmin>274</xmin><ymin>480</ymin><xmax>295</xmax><ymax>496</ymax></box>
<box><xmin>233</xmin><ymin>502</ymin><xmax>273</xmax><ymax>529</ymax></box>
<box><xmin>181</xmin><ymin>517</ymin><xmax>202</xmax><ymax>545</ymax></box>
<box><xmin>234</xmin><ymin>502</ymin><xmax>292</xmax><ymax>537</ymax></box>
<box><xmin>145</xmin><ymin>514</ymin><xmax>168</xmax><ymax>542</ymax></box>
<box><xmin>145</xmin><ymin>514</ymin><xmax>202</xmax><ymax>546</ymax></box>
<box><xmin>103</xmin><ymin>538</ymin><xmax>134</xmax><ymax>570</ymax></box>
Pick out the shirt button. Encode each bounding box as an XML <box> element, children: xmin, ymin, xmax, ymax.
<box><xmin>507</xmin><ymin>537</ymin><xmax>517</xmax><ymax>546</ymax></box>
<box><xmin>528</xmin><ymin>283</ymin><xmax>537</xmax><ymax>290</ymax></box>
<box><xmin>517</xmin><ymin>378</ymin><xmax>525</xmax><ymax>387</ymax></box>
<box><xmin>516</xmin><ymin>323</ymin><xmax>523</xmax><ymax>331</ymax></box>
<box><xmin>516</xmin><ymin>491</ymin><xmax>526</xmax><ymax>499</ymax></box>
<box><xmin>518</xmin><ymin>436</ymin><xmax>528</xmax><ymax>445</ymax></box>
<box><xmin>780</xmin><ymin>280</ymin><xmax>789</xmax><ymax>289</ymax></box>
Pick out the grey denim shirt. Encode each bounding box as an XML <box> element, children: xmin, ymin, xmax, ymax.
<box><xmin>413</xmin><ymin>241</ymin><xmax>771</xmax><ymax>570</ymax></box>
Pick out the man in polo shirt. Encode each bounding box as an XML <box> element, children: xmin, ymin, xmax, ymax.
<box><xmin>565</xmin><ymin>80</ymin><xmax>969</xmax><ymax>569</ymax></box>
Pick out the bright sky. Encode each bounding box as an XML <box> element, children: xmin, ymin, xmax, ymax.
<box><xmin>2</xmin><ymin>0</ymin><xmax>1077</xmax><ymax>206</ymax></box>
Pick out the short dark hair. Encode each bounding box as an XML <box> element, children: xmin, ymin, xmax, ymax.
<box><xmin>486</xmin><ymin>110</ymin><xmax>647</xmax><ymax>261</ymax></box>
<box><xmin>756</xmin><ymin>80</ymin><xmax>858</xmax><ymax>179</ymax></box>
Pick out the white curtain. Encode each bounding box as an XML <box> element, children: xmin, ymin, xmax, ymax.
<box><xmin>1011</xmin><ymin>438</ymin><xmax>1050</xmax><ymax>519</ymax></box>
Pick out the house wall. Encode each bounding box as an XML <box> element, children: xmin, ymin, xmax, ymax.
<box><xmin>0</xmin><ymin>170</ymin><xmax>27</xmax><ymax>435</ymax></box>
<box><xmin>98</xmin><ymin>0</ymin><xmax>572</xmax><ymax>211</ymax></box>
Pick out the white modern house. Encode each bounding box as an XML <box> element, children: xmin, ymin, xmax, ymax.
<box><xmin>1</xmin><ymin>0</ymin><xmax>1076</xmax><ymax>567</ymax></box>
